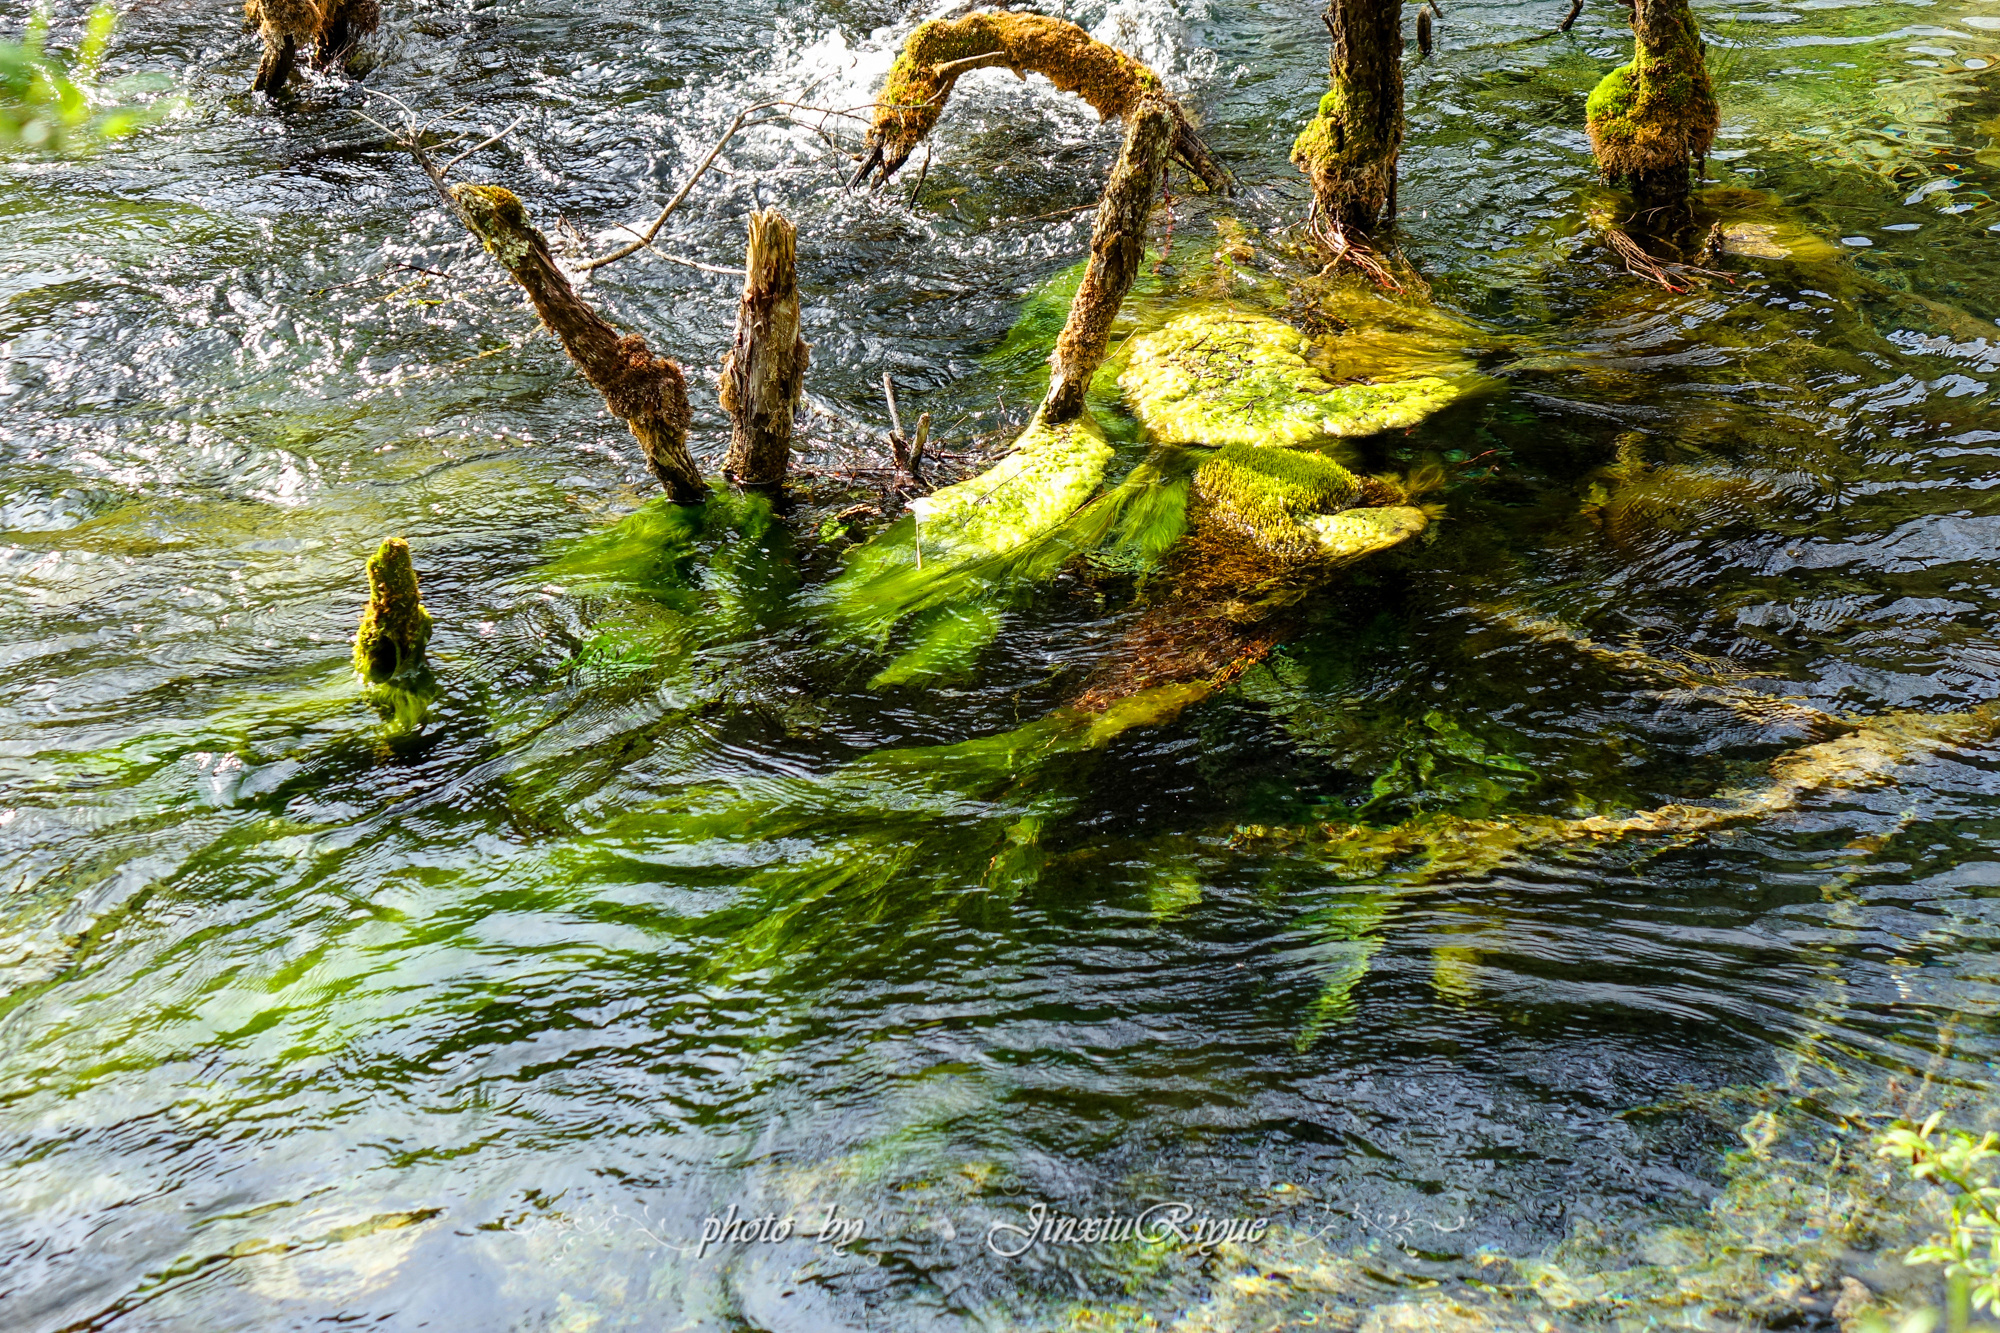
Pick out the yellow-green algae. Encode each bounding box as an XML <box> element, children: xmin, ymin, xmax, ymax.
<box><xmin>908</xmin><ymin>412</ymin><xmax>1114</xmax><ymax>564</ymax></box>
<box><xmin>1120</xmin><ymin>308</ymin><xmax>1468</xmax><ymax>447</ymax></box>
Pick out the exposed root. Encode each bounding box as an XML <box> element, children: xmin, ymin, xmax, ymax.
<box><xmin>858</xmin><ymin>12</ymin><xmax>1229</xmax><ymax>195</ymax></box>
<box><xmin>1601</xmin><ymin>224</ymin><xmax>1732</xmax><ymax>292</ymax></box>
<box><xmin>1308</xmin><ymin>209</ymin><xmax>1408</xmax><ymax>293</ymax></box>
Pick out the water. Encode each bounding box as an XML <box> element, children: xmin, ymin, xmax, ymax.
<box><xmin>5</xmin><ymin>0</ymin><xmax>2000</xmax><ymax>1327</ymax></box>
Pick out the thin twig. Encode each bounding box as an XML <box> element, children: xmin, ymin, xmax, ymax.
<box><xmin>883</xmin><ymin>372</ymin><xmax>904</xmax><ymax>437</ymax></box>
<box><xmin>579</xmin><ymin>102</ymin><xmax>792</xmax><ymax>272</ymax></box>
<box><xmin>440</xmin><ymin>112</ymin><xmax>528</xmax><ymax>175</ymax></box>
<box><xmin>609</xmin><ymin>225</ymin><xmax>747</xmax><ymax>276</ymax></box>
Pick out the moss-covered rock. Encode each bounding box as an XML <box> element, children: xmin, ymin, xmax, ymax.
<box><xmin>1120</xmin><ymin>308</ymin><xmax>1467</xmax><ymax>447</ymax></box>
<box><xmin>1192</xmin><ymin>442</ymin><xmax>1361</xmax><ymax>562</ymax></box>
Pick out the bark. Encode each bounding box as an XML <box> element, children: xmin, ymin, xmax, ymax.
<box><xmin>251</xmin><ymin>32</ymin><xmax>297</xmax><ymax>93</ymax></box>
<box><xmin>1291</xmin><ymin>0</ymin><xmax>1405</xmax><ymax>236</ymax></box>
<box><xmin>450</xmin><ymin>184</ymin><xmax>703</xmax><ymax>503</ymax></box>
<box><xmin>1041</xmin><ymin>96</ymin><xmax>1174</xmax><ymax>425</ymax></box>
<box><xmin>719</xmin><ymin>210</ymin><xmax>809</xmax><ymax>489</ymax></box>
<box><xmin>1585</xmin><ymin>0</ymin><xmax>1718</xmax><ymax>219</ymax></box>
<box><xmin>857</xmin><ymin>12</ymin><xmax>1228</xmax><ymax>195</ymax></box>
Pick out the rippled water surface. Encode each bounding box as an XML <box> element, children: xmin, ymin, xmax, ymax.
<box><xmin>7</xmin><ymin>0</ymin><xmax>2000</xmax><ymax>1327</ymax></box>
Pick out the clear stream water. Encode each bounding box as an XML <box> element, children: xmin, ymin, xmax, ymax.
<box><xmin>5</xmin><ymin>0</ymin><xmax>2000</xmax><ymax>1328</ymax></box>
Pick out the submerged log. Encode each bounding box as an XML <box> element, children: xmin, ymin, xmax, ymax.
<box><xmin>352</xmin><ymin>537</ymin><xmax>433</xmax><ymax>684</ymax></box>
<box><xmin>244</xmin><ymin>0</ymin><xmax>378</xmax><ymax>92</ymax></box>
<box><xmin>1042</xmin><ymin>95</ymin><xmax>1174</xmax><ymax>424</ymax></box>
<box><xmin>719</xmin><ymin>209</ymin><xmax>809</xmax><ymax>489</ymax></box>
<box><xmin>855</xmin><ymin>12</ymin><xmax>1228</xmax><ymax>195</ymax></box>
<box><xmin>1293</xmin><ymin>0</ymin><xmax>1406</xmax><ymax>238</ymax></box>
<box><xmin>450</xmin><ymin>183</ymin><xmax>703</xmax><ymax>502</ymax></box>
<box><xmin>1585</xmin><ymin>0</ymin><xmax>1718</xmax><ymax>218</ymax></box>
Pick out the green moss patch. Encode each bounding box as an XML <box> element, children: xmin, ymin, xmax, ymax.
<box><xmin>1119</xmin><ymin>308</ymin><xmax>1468</xmax><ymax>446</ymax></box>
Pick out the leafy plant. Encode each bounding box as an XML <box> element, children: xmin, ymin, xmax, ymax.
<box><xmin>1877</xmin><ymin>1114</ymin><xmax>2000</xmax><ymax>1314</ymax></box>
<box><xmin>1</xmin><ymin>5</ymin><xmax>166</xmax><ymax>151</ymax></box>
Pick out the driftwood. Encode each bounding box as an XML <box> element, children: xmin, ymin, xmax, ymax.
<box><xmin>719</xmin><ymin>209</ymin><xmax>809</xmax><ymax>489</ymax></box>
<box><xmin>854</xmin><ymin>12</ymin><xmax>1228</xmax><ymax>196</ymax></box>
<box><xmin>450</xmin><ymin>184</ymin><xmax>703</xmax><ymax>502</ymax></box>
<box><xmin>1042</xmin><ymin>95</ymin><xmax>1174</xmax><ymax>424</ymax></box>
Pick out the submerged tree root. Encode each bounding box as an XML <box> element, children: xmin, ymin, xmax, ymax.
<box><xmin>450</xmin><ymin>183</ymin><xmax>702</xmax><ymax>502</ymax></box>
<box><xmin>854</xmin><ymin>11</ymin><xmax>1228</xmax><ymax>195</ymax></box>
<box><xmin>1601</xmin><ymin>224</ymin><xmax>1733</xmax><ymax>292</ymax></box>
<box><xmin>1238</xmin><ymin>704</ymin><xmax>2000</xmax><ymax>882</ymax></box>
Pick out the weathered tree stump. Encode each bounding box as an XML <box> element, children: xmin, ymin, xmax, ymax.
<box><xmin>1042</xmin><ymin>95</ymin><xmax>1174</xmax><ymax>425</ymax></box>
<box><xmin>719</xmin><ymin>209</ymin><xmax>809</xmax><ymax>489</ymax></box>
<box><xmin>244</xmin><ymin>0</ymin><xmax>378</xmax><ymax>93</ymax></box>
<box><xmin>1293</xmin><ymin>0</ymin><xmax>1406</xmax><ymax>238</ymax></box>
<box><xmin>450</xmin><ymin>184</ymin><xmax>704</xmax><ymax>503</ymax></box>
<box><xmin>353</xmin><ymin>537</ymin><xmax>432</xmax><ymax>684</ymax></box>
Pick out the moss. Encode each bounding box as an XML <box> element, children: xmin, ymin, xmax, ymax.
<box><xmin>861</xmin><ymin>12</ymin><xmax>1224</xmax><ymax>191</ymax></box>
<box><xmin>351</xmin><ymin>537</ymin><xmax>432</xmax><ymax>685</ymax></box>
<box><xmin>910</xmin><ymin>412</ymin><xmax>1114</xmax><ymax>563</ymax></box>
<box><xmin>1585</xmin><ymin>0</ymin><xmax>1720</xmax><ymax>193</ymax></box>
<box><xmin>1120</xmin><ymin>308</ymin><xmax>1467</xmax><ymax>447</ymax></box>
<box><xmin>1191</xmin><ymin>443</ymin><xmax>1360</xmax><ymax>561</ymax></box>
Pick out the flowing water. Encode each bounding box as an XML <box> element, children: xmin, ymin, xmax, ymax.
<box><xmin>6</xmin><ymin>0</ymin><xmax>2000</xmax><ymax>1328</ymax></box>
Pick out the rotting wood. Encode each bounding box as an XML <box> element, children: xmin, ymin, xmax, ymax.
<box><xmin>450</xmin><ymin>183</ymin><xmax>703</xmax><ymax>502</ymax></box>
<box><xmin>719</xmin><ymin>209</ymin><xmax>809</xmax><ymax>489</ymax></box>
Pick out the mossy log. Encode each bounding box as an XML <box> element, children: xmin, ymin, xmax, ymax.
<box><xmin>1585</xmin><ymin>0</ymin><xmax>1718</xmax><ymax>215</ymax></box>
<box><xmin>1043</xmin><ymin>96</ymin><xmax>1174</xmax><ymax>424</ymax></box>
<box><xmin>244</xmin><ymin>0</ymin><xmax>378</xmax><ymax>92</ymax></box>
<box><xmin>450</xmin><ymin>183</ymin><xmax>703</xmax><ymax>502</ymax></box>
<box><xmin>352</xmin><ymin>537</ymin><xmax>432</xmax><ymax>683</ymax></box>
<box><xmin>1291</xmin><ymin>0</ymin><xmax>1405</xmax><ymax>236</ymax></box>
<box><xmin>719</xmin><ymin>209</ymin><xmax>809</xmax><ymax>489</ymax></box>
<box><xmin>855</xmin><ymin>11</ymin><xmax>1228</xmax><ymax>195</ymax></box>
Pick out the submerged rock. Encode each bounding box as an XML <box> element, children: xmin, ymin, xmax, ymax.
<box><xmin>1120</xmin><ymin>308</ymin><xmax>1469</xmax><ymax>447</ymax></box>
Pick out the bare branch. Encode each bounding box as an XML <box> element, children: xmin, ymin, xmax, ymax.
<box><xmin>441</xmin><ymin>113</ymin><xmax>528</xmax><ymax>176</ymax></box>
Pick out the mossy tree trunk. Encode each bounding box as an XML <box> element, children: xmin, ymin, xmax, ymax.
<box><xmin>1042</xmin><ymin>96</ymin><xmax>1174</xmax><ymax>425</ymax></box>
<box><xmin>719</xmin><ymin>210</ymin><xmax>809</xmax><ymax>489</ymax></box>
<box><xmin>450</xmin><ymin>184</ymin><xmax>703</xmax><ymax>502</ymax></box>
<box><xmin>1585</xmin><ymin>0</ymin><xmax>1718</xmax><ymax>219</ymax></box>
<box><xmin>1291</xmin><ymin>0</ymin><xmax>1405</xmax><ymax>237</ymax></box>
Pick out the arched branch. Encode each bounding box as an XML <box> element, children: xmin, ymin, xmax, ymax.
<box><xmin>855</xmin><ymin>12</ymin><xmax>1229</xmax><ymax>195</ymax></box>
